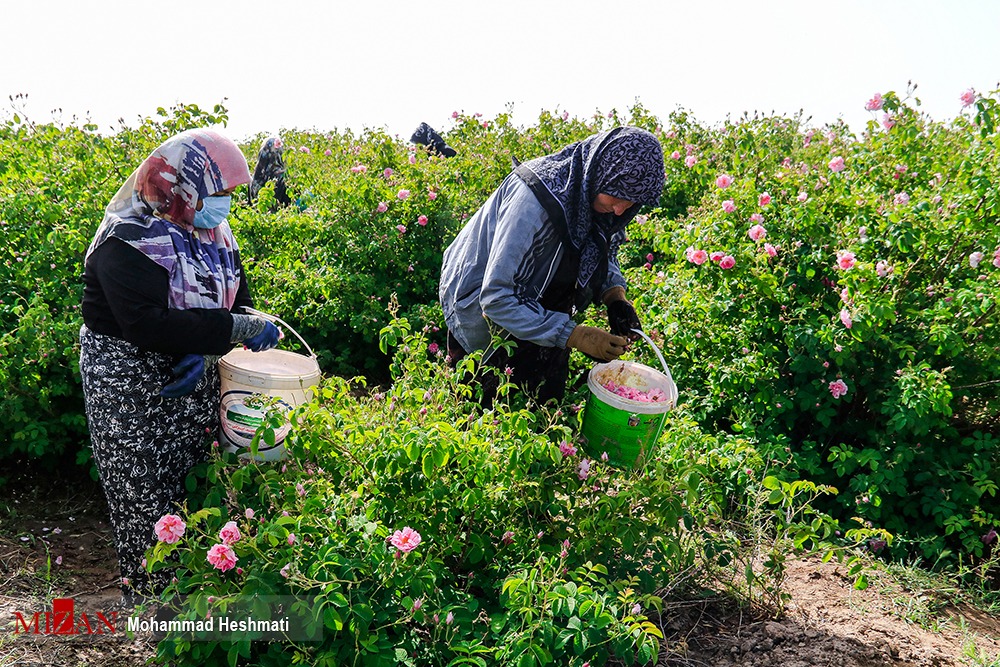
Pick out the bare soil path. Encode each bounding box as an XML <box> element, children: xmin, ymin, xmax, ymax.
<box><xmin>0</xmin><ymin>468</ymin><xmax>996</xmax><ymax>666</ymax></box>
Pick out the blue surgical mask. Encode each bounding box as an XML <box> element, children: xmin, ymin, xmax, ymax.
<box><xmin>192</xmin><ymin>195</ymin><xmax>231</xmax><ymax>229</ymax></box>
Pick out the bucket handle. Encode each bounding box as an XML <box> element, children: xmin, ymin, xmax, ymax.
<box><xmin>243</xmin><ymin>306</ymin><xmax>317</xmax><ymax>359</ymax></box>
<box><xmin>631</xmin><ymin>328</ymin><xmax>674</xmax><ymax>386</ymax></box>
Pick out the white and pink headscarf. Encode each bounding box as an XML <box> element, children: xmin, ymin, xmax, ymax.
<box><xmin>86</xmin><ymin>129</ymin><xmax>252</xmax><ymax>310</ymax></box>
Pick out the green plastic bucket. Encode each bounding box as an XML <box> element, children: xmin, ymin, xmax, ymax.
<box><xmin>581</xmin><ymin>359</ymin><xmax>677</xmax><ymax>468</ymax></box>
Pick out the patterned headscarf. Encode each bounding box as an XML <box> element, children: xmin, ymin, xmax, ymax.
<box><xmin>85</xmin><ymin>129</ymin><xmax>252</xmax><ymax>310</ymax></box>
<box><xmin>249</xmin><ymin>136</ymin><xmax>287</xmax><ymax>202</ymax></box>
<box><xmin>517</xmin><ymin>127</ymin><xmax>665</xmax><ymax>290</ymax></box>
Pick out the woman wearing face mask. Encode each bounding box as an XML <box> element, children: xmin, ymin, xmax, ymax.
<box><xmin>439</xmin><ymin>127</ymin><xmax>665</xmax><ymax>404</ymax></box>
<box><xmin>80</xmin><ymin>129</ymin><xmax>280</xmax><ymax>604</ymax></box>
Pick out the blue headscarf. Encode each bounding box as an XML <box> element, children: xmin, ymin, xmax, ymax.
<box><xmin>516</xmin><ymin>127</ymin><xmax>665</xmax><ymax>291</ymax></box>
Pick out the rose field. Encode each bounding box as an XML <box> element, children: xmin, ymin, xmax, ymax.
<box><xmin>0</xmin><ymin>88</ymin><xmax>998</xmax><ymax>665</ymax></box>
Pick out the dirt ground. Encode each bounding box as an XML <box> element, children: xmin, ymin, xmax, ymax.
<box><xmin>0</xmin><ymin>468</ymin><xmax>997</xmax><ymax>667</ymax></box>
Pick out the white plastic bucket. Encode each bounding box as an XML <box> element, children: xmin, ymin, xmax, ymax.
<box><xmin>217</xmin><ymin>312</ymin><xmax>320</xmax><ymax>461</ymax></box>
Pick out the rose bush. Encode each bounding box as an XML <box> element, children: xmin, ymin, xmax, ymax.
<box><xmin>621</xmin><ymin>86</ymin><xmax>999</xmax><ymax>562</ymax></box>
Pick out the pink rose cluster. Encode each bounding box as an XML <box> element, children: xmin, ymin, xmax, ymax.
<box><xmin>207</xmin><ymin>543</ymin><xmax>238</xmax><ymax>572</ymax></box>
<box><xmin>154</xmin><ymin>513</ymin><xmax>186</xmax><ymax>544</ymax></box>
<box><xmin>865</xmin><ymin>93</ymin><xmax>884</xmax><ymax>111</ymax></box>
<box><xmin>602</xmin><ymin>380</ymin><xmax>669</xmax><ymax>403</ymax></box>
<box><xmin>389</xmin><ymin>527</ymin><xmax>422</xmax><ymax>553</ymax></box>
<box><xmin>836</xmin><ymin>250</ymin><xmax>856</xmax><ymax>270</ymax></box>
<box><xmin>829</xmin><ymin>379</ymin><xmax>849</xmax><ymax>399</ymax></box>
<box><xmin>685</xmin><ymin>247</ymin><xmax>708</xmax><ymax>265</ymax></box>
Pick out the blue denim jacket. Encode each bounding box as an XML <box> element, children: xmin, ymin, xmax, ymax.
<box><xmin>439</xmin><ymin>174</ymin><xmax>625</xmax><ymax>354</ymax></box>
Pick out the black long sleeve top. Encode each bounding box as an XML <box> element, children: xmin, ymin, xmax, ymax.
<box><xmin>82</xmin><ymin>237</ymin><xmax>253</xmax><ymax>356</ymax></box>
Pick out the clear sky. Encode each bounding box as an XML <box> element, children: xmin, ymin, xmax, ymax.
<box><xmin>4</xmin><ymin>0</ymin><xmax>999</xmax><ymax>142</ymax></box>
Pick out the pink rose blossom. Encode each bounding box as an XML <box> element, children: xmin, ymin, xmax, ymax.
<box><xmin>287</xmin><ymin>533</ymin><xmax>296</xmax><ymax>545</ymax></box>
<box><xmin>559</xmin><ymin>440</ymin><xmax>577</xmax><ymax>457</ymax></box>
<box><xmin>961</xmin><ymin>88</ymin><xmax>977</xmax><ymax>108</ymax></box>
<box><xmin>797</xmin><ymin>191</ymin><xmax>808</xmax><ymax>203</ymax></box>
<box><xmin>298</xmin><ymin>146</ymin><xmax>310</xmax><ymax>154</ymax></box>
<box><xmin>836</xmin><ymin>250</ymin><xmax>856</xmax><ymax>270</ymax></box>
<box><xmin>829</xmin><ymin>379</ymin><xmax>849</xmax><ymax>399</ymax></box>
<box><xmin>397</xmin><ymin>189</ymin><xmax>410</xmax><ymax>200</ymax></box>
<box><xmin>446</xmin><ymin>611</ymin><xmax>454</xmax><ymax>625</ymax></box>
<box><xmin>409</xmin><ymin>154</ymin><xmax>417</xmax><ymax>164</ymax></box>
<box><xmin>323</xmin><ymin>149</ymin><xmax>332</xmax><ymax>156</ymax></box>
<box><xmin>428</xmin><ymin>342</ymin><xmax>439</xmax><ymax>354</ymax></box>
<box><xmin>865</xmin><ymin>93</ymin><xmax>884</xmax><ymax>111</ymax></box>
<box><xmin>376</xmin><ymin>201</ymin><xmax>388</xmax><ymax>213</ymax></box>
<box><xmin>684</xmin><ymin>155</ymin><xmax>697</xmax><ymax>168</ymax></box>
<box><xmin>206</xmin><ymin>543</ymin><xmax>238</xmax><ymax>572</ymax></box>
<box><xmin>296</xmin><ymin>482</ymin><xmax>306</xmax><ymax>496</ymax></box>
<box><xmin>882</xmin><ymin>114</ymin><xmax>896</xmax><ymax>130</ymax></box>
<box><xmin>993</xmin><ymin>248</ymin><xmax>1000</xmax><ymax>269</ymax></box>
<box><xmin>417</xmin><ymin>215</ymin><xmax>428</xmax><ymax>226</ymax></box>
<box><xmin>577</xmin><ymin>458</ymin><xmax>591</xmax><ymax>481</ymax></box>
<box><xmin>716</xmin><ymin>174</ymin><xmax>734</xmax><ymax>189</ymax></box>
<box><xmin>764</xmin><ymin>243</ymin><xmax>778</xmax><ymax>257</ymax></box>
<box><xmin>722</xmin><ymin>200</ymin><xmax>736</xmax><ymax>213</ymax></box>
<box><xmin>501</xmin><ymin>531</ymin><xmax>514</xmax><ymax>546</ymax></box>
<box><xmin>894</xmin><ymin>192</ymin><xmax>910</xmax><ymax>206</ymax></box>
<box><xmin>749</xmin><ymin>212</ymin><xmax>764</xmax><ymax>224</ymax></box>
<box><xmin>280</xmin><ymin>564</ymin><xmax>291</xmax><ymax>578</ymax></box>
<box><xmin>758</xmin><ymin>192</ymin><xmax>771</xmax><ymax>207</ymax></box>
<box><xmin>428</xmin><ymin>190</ymin><xmax>438</xmax><ymax>200</ymax></box>
<box><xmin>383</xmin><ymin>168</ymin><xmax>393</xmax><ymax>178</ymax></box>
<box><xmin>245</xmin><ymin>508</ymin><xmax>255</xmax><ymax>520</ymax></box>
<box><xmin>710</xmin><ymin>251</ymin><xmax>725</xmax><ymax>263</ymax></box>
<box><xmin>876</xmin><ymin>260</ymin><xmax>891</xmax><ymax>277</ymax></box>
<box><xmin>828</xmin><ymin>156</ymin><xmax>846</xmax><ymax>173</ymax></box>
<box><xmin>561</xmin><ymin>111</ymin><xmax>569</xmax><ymax>121</ymax></box>
<box><xmin>719</xmin><ymin>255</ymin><xmax>736</xmax><ymax>270</ymax></box>
<box><xmin>840</xmin><ymin>308</ymin><xmax>853</xmax><ymax>329</ymax></box>
<box><xmin>396</xmin><ymin>224</ymin><xmax>407</xmax><ymax>234</ymax></box>
<box><xmin>686</xmin><ymin>247</ymin><xmax>708</xmax><ymax>265</ymax></box>
<box><xmin>748</xmin><ymin>224</ymin><xmax>766</xmax><ymax>241</ymax></box>
<box><xmin>411</xmin><ymin>597</ymin><xmax>423</xmax><ymax>611</ymax></box>
<box><xmin>154</xmin><ymin>514</ymin><xmax>186</xmax><ymax>544</ymax></box>
<box><xmin>350</xmin><ymin>164</ymin><xmax>367</xmax><ymax>174</ymax></box>
<box><xmin>671</xmin><ymin>150</ymin><xmax>681</xmax><ymax>160</ymax></box>
<box><xmin>601</xmin><ymin>451</ymin><xmax>609</xmax><ymax>462</ymax></box>
<box><xmin>389</xmin><ymin>527</ymin><xmax>422</xmax><ymax>553</ymax></box>
<box><xmin>219</xmin><ymin>521</ymin><xmax>241</xmax><ymax>545</ymax></box>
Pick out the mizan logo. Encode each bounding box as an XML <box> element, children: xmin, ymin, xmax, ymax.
<box><xmin>13</xmin><ymin>598</ymin><xmax>117</xmax><ymax>635</ymax></box>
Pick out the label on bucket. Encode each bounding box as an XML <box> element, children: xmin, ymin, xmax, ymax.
<box><xmin>219</xmin><ymin>390</ymin><xmax>291</xmax><ymax>458</ymax></box>
<box><xmin>581</xmin><ymin>394</ymin><xmax>667</xmax><ymax>468</ymax></box>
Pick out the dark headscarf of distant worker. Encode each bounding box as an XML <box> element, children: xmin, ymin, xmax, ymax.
<box><xmin>80</xmin><ymin>129</ymin><xmax>281</xmax><ymax>606</ymax></box>
<box><xmin>411</xmin><ymin>122</ymin><xmax>457</xmax><ymax>157</ymax></box>
<box><xmin>439</xmin><ymin>127</ymin><xmax>665</xmax><ymax>404</ymax></box>
<box><xmin>248</xmin><ymin>136</ymin><xmax>292</xmax><ymax>207</ymax></box>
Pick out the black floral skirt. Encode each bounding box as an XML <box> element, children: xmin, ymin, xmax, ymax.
<box><xmin>79</xmin><ymin>325</ymin><xmax>219</xmax><ymax>602</ymax></box>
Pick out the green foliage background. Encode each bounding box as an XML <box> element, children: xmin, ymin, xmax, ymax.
<box><xmin>0</xmin><ymin>90</ymin><xmax>997</xmax><ymax>588</ymax></box>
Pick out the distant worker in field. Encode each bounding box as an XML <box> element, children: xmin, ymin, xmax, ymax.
<box><xmin>439</xmin><ymin>126</ymin><xmax>665</xmax><ymax>403</ymax></box>
<box><xmin>411</xmin><ymin>121</ymin><xmax>457</xmax><ymax>157</ymax></box>
<box><xmin>80</xmin><ymin>129</ymin><xmax>281</xmax><ymax>605</ymax></box>
<box><xmin>248</xmin><ymin>135</ymin><xmax>292</xmax><ymax>208</ymax></box>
